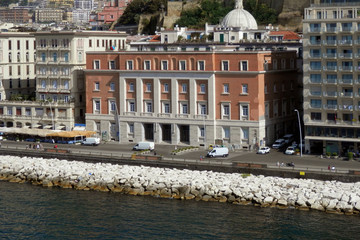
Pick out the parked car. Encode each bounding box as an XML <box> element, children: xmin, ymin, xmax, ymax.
<box><xmin>272</xmin><ymin>139</ymin><xmax>286</xmax><ymax>149</ymax></box>
<box><xmin>257</xmin><ymin>147</ymin><xmax>270</xmax><ymax>154</ymax></box>
<box><xmin>285</xmin><ymin>146</ymin><xmax>295</xmax><ymax>155</ymax></box>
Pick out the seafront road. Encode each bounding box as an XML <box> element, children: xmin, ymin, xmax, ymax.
<box><xmin>2</xmin><ymin>140</ymin><xmax>360</xmax><ymax>174</ymax></box>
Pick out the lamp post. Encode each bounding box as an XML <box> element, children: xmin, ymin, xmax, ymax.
<box><xmin>294</xmin><ymin>109</ymin><xmax>302</xmax><ymax>157</ymax></box>
<box><xmin>45</xmin><ymin>100</ymin><xmax>55</xmax><ymax>130</ymax></box>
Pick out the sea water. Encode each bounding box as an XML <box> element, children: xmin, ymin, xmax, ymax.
<box><xmin>0</xmin><ymin>181</ymin><xmax>359</xmax><ymax>240</ymax></box>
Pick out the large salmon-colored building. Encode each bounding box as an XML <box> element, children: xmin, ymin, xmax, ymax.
<box><xmin>84</xmin><ymin>45</ymin><xmax>301</xmax><ymax>148</ymax></box>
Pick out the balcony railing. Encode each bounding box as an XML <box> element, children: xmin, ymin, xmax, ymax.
<box><xmin>338</xmin><ymin>79</ymin><xmax>353</xmax><ymax>84</ymax></box>
<box><xmin>323</xmin><ymin>66</ymin><xmax>337</xmax><ymax>71</ymax></box>
<box><xmin>339</xmin><ymin>105</ymin><xmax>354</xmax><ymax>111</ymax></box>
<box><xmin>339</xmin><ymin>53</ymin><xmax>353</xmax><ymax>58</ymax></box>
<box><xmin>338</xmin><ymin>40</ymin><xmax>353</xmax><ymax>45</ymax></box>
<box><xmin>325</xmin><ymin>27</ymin><xmax>338</xmax><ymax>32</ymax></box>
<box><xmin>323</xmin><ymin>91</ymin><xmax>337</xmax><ymax>97</ymax></box>
<box><xmin>323</xmin><ymin>53</ymin><xmax>337</xmax><ymax>58</ymax></box>
<box><xmin>339</xmin><ymin>66</ymin><xmax>353</xmax><ymax>72</ymax></box>
<box><xmin>310</xmin><ymin>91</ymin><xmax>322</xmax><ymax>96</ymax></box>
<box><xmin>309</xmin><ymin>27</ymin><xmax>321</xmax><ymax>33</ymax></box>
<box><xmin>341</xmin><ymin>92</ymin><xmax>353</xmax><ymax>97</ymax></box>
<box><xmin>323</xmin><ymin>78</ymin><xmax>337</xmax><ymax>84</ymax></box>
<box><xmin>310</xmin><ymin>78</ymin><xmax>322</xmax><ymax>84</ymax></box>
<box><xmin>310</xmin><ymin>104</ymin><xmax>322</xmax><ymax>109</ymax></box>
<box><xmin>309</xmin><ymin>40</ymin><xmax>321</xmax><ymax>46</ymax></box>
<box><xmin>323</xmin><ymin>40</ymin><xmax>337</xmax><ymax>46</ymax></box>
<box><xmin>323</xmin><ymin>104</ymin><xmax>338</xmax><ymax>110</ymax></box>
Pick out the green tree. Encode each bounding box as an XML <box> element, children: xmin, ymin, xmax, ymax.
<box><xmin>244</xmin><ymin>0</ymin><xmax>277</xmax><ymax>25</ymax></box>
<box><xmin>0</xmin><ymin>0</ymin><xmax>18</xmax><ymax>7</ymax></box>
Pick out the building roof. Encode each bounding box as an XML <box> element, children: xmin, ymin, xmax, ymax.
<box><xmin>221</xmin><ymin>0</ymin><xmax>258</xmax><ymax>30</ymax></box>
<box><xmin>268</xmin><ymin>31</ymin><xmax>301</xmax><ymax>41</ymax></box>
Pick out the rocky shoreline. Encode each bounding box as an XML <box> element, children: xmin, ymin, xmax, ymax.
<box><xmin>1</xmin><ymin>155</ymin><xmax>360</xmax><ymax>215</ymax></box>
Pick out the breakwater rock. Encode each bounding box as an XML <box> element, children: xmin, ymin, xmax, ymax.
<box><xmin>1</xmin><ymin>155</ymin><xmax>360</xmax><ymax>215</ymax></box>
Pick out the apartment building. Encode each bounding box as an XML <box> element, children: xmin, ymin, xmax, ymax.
<box><xmin>35</xmin><ymin>30</ymin><xmax>127</xmax><ymax>125</ymax></box>
<box><xmin>0</xmin><ymin>30</ymin><xmax>127</xmax><ymax>131</ymax></box>
<box><xmin>0</xmin><ymin>9</ymin><xmax>30</xmax><ymax>24</ymax></box>
<box><xmin>84</xmin><ymin>46</ymin><xmax>301</xmax><ymax>147</ymax></box>
<box><xmin>303</xmin><ymin>0</ymin><xmax>360</xmax><ymax>155</ymax></box>
<box><xmin>0</xmin><ymin>32</ymin><xmax>36</xmax><ymax>101</ymax></box>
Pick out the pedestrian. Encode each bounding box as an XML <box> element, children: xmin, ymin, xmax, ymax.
<box><xmin>200</xmin><ymin>155</ymin><xmax>203</xmax><ymax>161</ymax></box>
<box><xmin>328</xmin><ymin>165</ymin><xmax>330</xmax><ymax>171</ymax></box>
<box><xmin>54</xmin><ymin>144</ymin><xmax>58</xmax><ymax>149</ymax></box>
<box><xmin>331</xmin><ymin>166</ymin><xmax>335</xmax><ymax>172</ymax></box>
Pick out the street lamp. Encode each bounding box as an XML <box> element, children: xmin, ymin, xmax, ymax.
<box><xmin>44</xmin><ymin>100</ymin><xmax>55</xmax><ymax>130</ymax></box>
<box><xmin>294</xmin><ymin>109</ymin><xmax>302</xmax><ymax>157</ymax></box>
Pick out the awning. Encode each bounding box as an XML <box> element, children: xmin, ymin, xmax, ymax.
<box><xmin>0</xmin><ymin>127</ymin><xmax>57</xmax><ymax>137</ymax></box>
<box><xmin>46</xmin><ymin>130</ymin><xmax>96</xmax><ymax>138</ymax></box>
<box><xmin>43</xmin><ymin>125</ymin><xmax>53</xmax><ymax>129</ymax></box>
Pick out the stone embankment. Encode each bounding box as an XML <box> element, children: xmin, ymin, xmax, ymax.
<box><xmin>1</xmin><ymin>155</ymin><xmax>360</xmax><ymax>215</ymax></box>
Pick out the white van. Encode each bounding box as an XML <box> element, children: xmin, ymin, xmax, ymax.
<box><xmin>82</xmin><ymin>137</ymin><xmax>100</xmax><ymax>146</ymax></box>
<box><xmin>207</xmin><ymin>147</ymin><xmax>229</xmax><ymax>157</ymax></box>
<box><xmin>133</xmin><ymin>142</ymin><xmax>155</xmax><ymax>151</ymax></box>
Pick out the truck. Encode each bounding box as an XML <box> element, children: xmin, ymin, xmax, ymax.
<box><xmin>133</xmin><ymin>142</ymin><xmax>155</xmax><ymax>151</ymax></box>
<box><xmin>206</xmin><ymin>147</ymin><xmax>229</xmax><ymax>157</ymax></box>
<box><xmin>81</xmin><ymin>137</ymin><xmax>100</xmax><ymax>146</ymax></box>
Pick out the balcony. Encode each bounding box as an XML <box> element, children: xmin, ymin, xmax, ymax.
<box><xmin>309</xmin><ymin>40</ymin><xmax>321</xmax><ymax>46</ymax></box>
<box><xmin>158</xmin><ymin>113</ymin><xmax>171</xmax><ymax>118</ymax></box>
<box><xmin>338</xmin><ymin>78</ymin><xmax>353</xmax><ymax>84</ymax></box>
<box><xmin>309</xmin><ymin>27</ymin><xmax>321</xmax><ymax>33</ymax></box>
<box><xmin>323</xmin><ymin>104</ymin><xmax>338</xmax><ymax>110</ymax></box>
<box><xmin>341</xmin><ymin>27</ymin><xmax>354</xmax><ymax>32</ymax></box>
<box><xmin>323</xmin><ymin>91</ymin><xmax>337</xmax><ymax>97</ymax></box>
<box><xmin>123</xmin><ymin>112</ymin><xmax>137</xmax><ymax>116</ymax></box>
<box><xmin>323</xmin><ymin>66</ymin><xmax>337</xmax><ymax>71</ymax></box>
<box><xmin>310</xmin><ymin>91</ymin><xmax>322</xmax><ymax>96</ymax></box>
<box><xmin>338</xmin><ymin>40</ymin><xmax>352</xmax><ymax>45</ymax></box>
<box><xmin>323</xmin><ymin>40</ymin><xmax>337</xmax><ymax>46</ymax></box>
<box><xmin>194</xmin><ymin>114</ymin><xmax>208</xmax><ymax>120</ymax></box>
<box><xmin>339</xmin><ymin>105</ymin><xmax>354</xmax><ymax>111</ymax></box>
<box><xmin>175</xmin><ymin>114</ymin><xmax>190</xmax><ymax>118</ymax></box>
<box><xmin>310</xmin><ymin>104</ymin><xmax>322</xmax><ymax>109</ymax></box>
<box><xmin>325</xmin><ymin>27</ymin><xmax>338</xmax><ymax>33</ymax></box>
<box><xmin>323</xmin><ymin>53</ymin><xmax>337</xmax><ymax>58</ymax></box>
<box><xmin>309</xmin><ymin>78</ymin><xmax>322</xmax><ymax>84</ymax></box>
<box><xmin>323</xmin><ymin>78</ymin><xmax>337</xmax><ymax>84</ymax></box>
<box><xmin>140</xmin><ymin>112</ymin><xmax>154</xmax><ymax>117</ymax></box>
<box><xmin>340</xmin><ymin>92</ymin><xmax>353</xmax><ymax>97</ymax></box>
<box><xmin>339</xmin><ymin>66</ymin><xmax>353</xmax><ymax>72</ymax></box>
<box><xmin>309</xmin><ymin>53</ymin><xmax>321</xmax><ymax>59</ymax></box>
<box><xmin>338</xmin><ymin>53</ymin><xmax>353</xmax><ymax>58</ymax></box>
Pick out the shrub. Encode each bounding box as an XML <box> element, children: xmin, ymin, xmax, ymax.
<box><xmin>348</xmin><ymin>152</ymin><xmax>354</xmax><ymax>160</ymax></box>
<box><xmin>332</xmin><ymin>152</ymin><xmax>338</xmax><ymax>156</ymax></box>
<box><xmin>326</xmin><ymin>152</ymin><xmax>331</xmax><ymax>156</ymax></box>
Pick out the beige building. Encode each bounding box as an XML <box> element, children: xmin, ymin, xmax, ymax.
<box><xmin>303</xmin><ymin>0</ymin><xmax>360</xmax><ymax>155</ymax></box>
<box><xmin>34</xmin><ymin>9</ymin><xmax>64</xmax><ymax>23</ymax></box>
<box><xmin>0</xmin><ymin>30</ymin><xmax>127</xmax><ymax>131</ymax></box>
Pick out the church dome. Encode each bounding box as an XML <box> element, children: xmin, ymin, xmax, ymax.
<box><xmin>221</xmin><ymin>0</ymin><xmax>258</xmax><ymax>30</ymax></box>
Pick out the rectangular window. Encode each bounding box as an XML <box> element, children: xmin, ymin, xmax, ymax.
<box><xmin>110</xmin><ymin>101</ymin><xmax>116</xmax><ymax>112</ymax></box>
<box><xmin>94</xmin><ymin>60</ymin><xmax>100</xmax><ymax>69</ymax></box>
<box><xmin>94</xmin><ymin>100</ymin><xmax>100</xmax><ymax>113</ymax></box>
<box><xmin>241</xmin><ymin>61</ymin><xmax>248</xmax><ymax>71</ymax></box>
<box><xmin>200</xmin><ymin>104</ymin><xmax>207</xmax><ymax>115</ymax></box>
<box><xmin>129</xmin><ymin>123</ymin><xmax>134</xmax><ymax>133</ymax></box>
<box><xmin>200</xmin><ymin>84</ymin><xmax>206</xmax><ymax>93</ymax></box>
<box><xmin>222</xmin><ymin>61</ymin><xmax>229</xmax><ymax>71</ymax></box>
<box><xmin>110</xmin><ymin>82</ymin><xmax>115</xmax><ymax>91</ymax></box>
<box><xmin>311</xmin><ymin>112</ymin><xmax>322</xmax><ymax>120</ymax></box>
<box><xmin>242</xmin><ymin>128</ymin><xmax>249</xmax><ymax>139</ymax></box>
<box><xmin>129</xmin><ymin>82</ymin><xmax>134</xmax><ymax>92</ymax></box>
<box><xmin>182</xmin><ymin>83</ymin><xmax>187</xmax><ymax>93</ymax></box>
<box><xmin>198</xmin><ymin>61</ymin><xmax>205</xmax><ymax>71</ymax></box>
<box><xmin>224</xmin><ymin>127</ymin><xmax>230</xmax><ymax>139</ymax></box>
<box><xmin>223</xmin><ymin>105</ymin><xmax>230</xmax><ymax>116</ymax></box>
<box><xmin>164</xmin><ymin>103</ymin><xmax>170</xmax><ymax>113</ymax></box>
<box><xmin>310</xmin><ymin>99</ymin><xmax>322</xmax><ymax>108</ymax></box>
<box><xmin>129</xmin><ymin>102</ymin><xmax>135</xmax><ymax>112</ymax></box>
<box><xmin>242</xmin><ymin>105</ymin><xmax>249</xmax><ymax>117</ymax></box>
<box><xmin>144</xmin><ymin>60</ymin><xmax>151</xmax><ymax>70</ymax></box>
<box><xmin>164</xmin><ymin>83</ymin><xmax>169</xmax><ymax>92</ymax></box>
<box><xmin>200</xmin><ymin>127</ymin><xmax>205</xmax><ymax>137</ymax></box>
<box><xmin>162</xmin><ymin>61</ymin><xmax>168</xmax><ymax>70</ymax></box>
<box><xmin>146</xmin><ymin>83</ymin><xmax>152</xmax><ymax>92</ymax></box>
<box><xmin>182</xmin><ymin>103</ymin><xmax>188</xmax><ymax>114</ymax></box>
<box><xmin>179</xmin><ymin>60</ymin><xmax>186</xmax><ymax>70</ymax></box>
<box><xmin>223</xmin><ymin>84</ymin><xmax>229</xmax><ymax>93</ymax></box>
<box><xmin>242</xmin><ymin>84</ymin><xmax>248</xmax><ymax>94</ymax></box>
<box><xmin>127</xmin><ymin>60</ymin><xmax>133</xmax><ymax>70</ymax></box>
<box><xmin>146</xmin><ymin>102</ymin><xmax>152</xmax><ymax>112</ymax></box>
<box><xmin>95</xmin><ymin>82</ymin><xmax>100</xmax><ymax>90</ymax></box>
<box><xmin>109</xmin><ymin>60</ymin><xmax>116</xmax><ymax>69</ymax></box>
